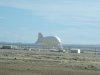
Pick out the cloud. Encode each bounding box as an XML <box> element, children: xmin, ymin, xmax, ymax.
<box><xmin>0</xmin><ymin>0</ymin><xmax>100</xmax><ymax>44</ymax></box>
<box><xmin>0</xmin><ymin>0</ymin><xmax>100</xmax><ymax>25</ymax></box>
<box><xmin>0</xmin><ymin>0</ymin><xmax>100</xmax><ymax>28</ymax></box>
<box><xmin>1</xmin><ymin>0</ymin><xmax>100</xmax><ymax>29</ymax></box>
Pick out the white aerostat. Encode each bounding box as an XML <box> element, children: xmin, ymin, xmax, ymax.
<box><xmin>35</xmin><ymin>33</ymin><xmax>64</xmax><ymax>51</ymax></box>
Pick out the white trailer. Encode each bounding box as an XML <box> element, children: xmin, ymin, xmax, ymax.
<box><xmin>70</xmin><ymin>48</ymin><xmax>81</xmax><ymax>53</ymax></box>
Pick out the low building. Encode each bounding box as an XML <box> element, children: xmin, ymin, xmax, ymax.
<box><xmin>70</xmin><ymin>48</ymin><xmax>81</xmax><ymax>53</ymax></box>
<box><xmin>1</xmin><ymin>45</ymin><xmax>17</xmax><ymax>49</ymax></box>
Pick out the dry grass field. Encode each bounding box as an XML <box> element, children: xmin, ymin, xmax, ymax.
<box><xmin>0</xmin><ymin>49</ymin><xmax>100</xmax><ymax>75</ymax></box>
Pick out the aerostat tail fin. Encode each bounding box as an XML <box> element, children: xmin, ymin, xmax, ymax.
<box><xmin>35</xmin><ymin>32</ymin><xmax>43</xmax><ymax>44</ymax></box>
<box><xmin>38</xmin><ymin>32</ymin><xmax>43</xmax><ymax>39</ymax></box>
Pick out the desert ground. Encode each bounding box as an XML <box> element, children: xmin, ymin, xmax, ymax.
<box><xmin>0</xmin><ymin>49</ymin><xmax>100</xmax><ymax>75</ymax></box>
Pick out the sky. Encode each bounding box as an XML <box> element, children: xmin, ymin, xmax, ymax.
<box><xmin>0</xmin><ymin>0</ymin><xmax>100</xmax><ymax>44</ymax></box>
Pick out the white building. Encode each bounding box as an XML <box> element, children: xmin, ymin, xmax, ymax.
<box><xmin>70</xmin><ymin>48</ymin><xmax>81</xmax><ymax>53</ymax></box>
